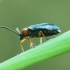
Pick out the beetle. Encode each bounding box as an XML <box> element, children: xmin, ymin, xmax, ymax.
<box><xmin>0</xmin><ymin>23</ymin><xmax>61</xmax><ymax>52</ymax></box>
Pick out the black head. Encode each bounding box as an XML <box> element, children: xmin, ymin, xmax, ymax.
<box><xmin>19</xmin><ymin>33</ymin><xmax>25</xmax><ymax>40</ymax></box>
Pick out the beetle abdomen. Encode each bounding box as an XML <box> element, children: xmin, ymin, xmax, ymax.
<box><xmin>28</xmin><ymin>29</ymin><xmax>60</xmax><ymax>37</ymax></box>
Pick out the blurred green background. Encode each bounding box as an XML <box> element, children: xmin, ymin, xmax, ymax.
<box><xmin>0</xmin><ymin>0</ymin><xmax>70</xmax><ymax>70</ymax></box>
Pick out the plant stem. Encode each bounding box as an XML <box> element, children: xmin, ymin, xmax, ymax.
<box><xmin>0</xmin><ymin>31</ymin><xmax>70</xmax><ymax>70</ymax></box>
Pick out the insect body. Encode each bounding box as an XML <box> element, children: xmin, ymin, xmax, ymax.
<box><xmin>0</xmin><ymin>23</ymin><xmax>61</xmax><ymax>52</ymax></box>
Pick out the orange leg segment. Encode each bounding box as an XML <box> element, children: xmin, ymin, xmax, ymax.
<box><xmin>20</xmin><ymin>36</ymin><xmax>35</xmax><ymax>52</ymax></box>
<box><xmin>20</xmin><ymin>38</ymin><xmax>29</xmax><ymax>52</ymax></box>
<box><xmin>38</xmin><ymin>31</ymin><xmax>48</xmax><ymax>44</ymax></box>
<box><xmin>29</xmin><ymin>37</ymin><xmax>35</xmax><ymax>48</ymax></box>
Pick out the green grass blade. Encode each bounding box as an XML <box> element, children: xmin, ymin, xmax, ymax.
<box><xmin>0</xmin><ymin>31</ymin><xmax>70</xmax><ymax>70</ymax></box>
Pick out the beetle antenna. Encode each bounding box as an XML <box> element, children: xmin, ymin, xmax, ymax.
<box><xmin>0</xmin><ymin>26</ymin><xmax>21</xmax><ymax>36</ymax></box>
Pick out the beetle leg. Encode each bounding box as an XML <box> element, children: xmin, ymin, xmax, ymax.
<box><xmin>40</xmin><ymin>37</ymin><xmax>42</xmax><ymax>44</ymax></box>
<box><xmin>30</xmin><ymin>42</ymin><xmax>33</xmax><ymax>48</ymax></box>
<box><xmin>38</xmin><ymin>31</ymin><xmax>47</xmax><ymax>44</ymax></box>
<box><xmin>28</xmin><ymin>37</ymin><xmax>35</xmax><ymax>48</ymax></box>
<box><xmin>38</xmin><ymin>31</ymin><xmax>51</xmax><ymax>44</ymax></box>
<box><xmin>41</xmin><ymin>31</ymin><xmax>50</xmax><ymax>40</ymax></box>
<box><xmin>41</xmin><ymin>31</ymin><xmax>47</xmax><ymax>39</ymax></box>
<box><xmin>38</xmin><ymin>31</ymin><xmax>47</xmax><ymax>39</ymax></box>
<box><xmin>20</xmin><ymin>38</ymin><xmax>29</xmax><ymax>52</ymax></box>
<box><xmin>38</xmin><ymin>31</ymin><xmax>43</xmax><ymax>44</ymax></box>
